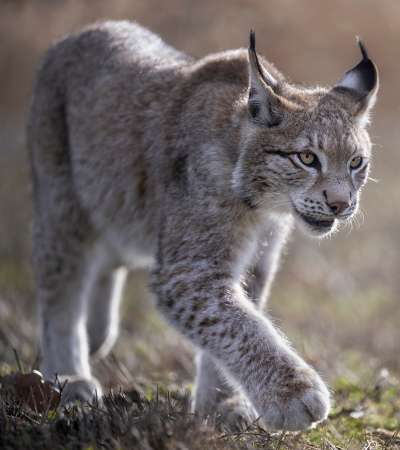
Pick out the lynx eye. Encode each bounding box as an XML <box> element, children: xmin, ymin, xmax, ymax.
<box><xmin>297</xmin><ymin>151</ymin><xmax>318</xmax><ymax>167</ymax></box>
<box><xmin>349</xmin><ymin>156</ymin><xmax>363</xmax><ymax>170</ymax></box>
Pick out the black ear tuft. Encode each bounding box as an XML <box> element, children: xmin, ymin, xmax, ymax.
<box><xmin>357</xmin><ymin>36</ymin><xmax>369</xmax><ymax>60</ymax></box>
<box><xmin>249</xmin><ymin>30</ymin><xmax>256</xmax><ymax>52</ymax></box>
<box><xmin>248</xmin><ymin>29</ymin><xmax>264</xmax><ymax>83</ymax></box>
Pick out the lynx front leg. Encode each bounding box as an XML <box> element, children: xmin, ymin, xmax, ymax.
<box><xmin>194</xmin><ymin>215</ymin><xmax>293</xmax><ymax>421</ymax></box>
<box><xmin>153</xmin><ymin>213</ymin><xmax>329</xmax><ymax>431</ymax></box>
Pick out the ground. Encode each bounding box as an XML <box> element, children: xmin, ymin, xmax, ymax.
<box><xmin>1</xmin><ymin>271</ymin><xmax>400</xmax><ymax>450</ymax></box>
<box><xmin>1</xmin><ymin>370</ymin><xmax>400</xmax><ymax>450</ymax></box>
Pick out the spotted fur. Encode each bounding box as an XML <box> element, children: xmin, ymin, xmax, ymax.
<box><xmin>27</xmin><ymin>21</ymin><xmax>378</xmax><ymax>431</ymax></box>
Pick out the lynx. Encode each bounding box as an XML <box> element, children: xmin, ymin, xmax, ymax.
<box><xmin>27</xmin><ymin>21</ymin><xmax>378</xmax><ymax>431</ymax></box>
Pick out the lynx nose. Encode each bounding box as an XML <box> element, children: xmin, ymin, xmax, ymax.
<box><xmin>327</xmin><ymin>201</ymin><xmax>349</xmax><ymax>215</ymax></box>
<box><xmin>323</xmin><ymin>190</ymin><xmax>350</xmax><ymax>215</ymax></box>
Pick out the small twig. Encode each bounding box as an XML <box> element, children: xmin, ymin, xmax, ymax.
<box><xmin>218</xmin><ymin>416</ymin><xmax>268</xmax><ymax>441</ymax></box>
<box><xmin>219</xmin><ymin>430</ymin><xmax>271</xmax><ymax>440</ymax></box>
<box><xmin>30</xmin><ymin>352</ymin><xmax>40</xmax><ymax>372</ymax></box>
<box><xmin>18</xmin><ymin>408</ymin><xmax>41</xmax><ymax>425</ymax></box>
<box><xmin>29</xmin><ymin>385</ymin><xmax>39</xmax><ymax>416</ymax></box>
<box><xmin>12</xmin><ymin>348</ymin><xmax>23</xmax><ymax>373</ymax></box>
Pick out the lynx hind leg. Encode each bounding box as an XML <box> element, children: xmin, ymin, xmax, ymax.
<box><xmin>35</xmin><ymin>222</ymin><xmax>103</xmax><ymax>404</ymax></box>
<box><xmin>32</xmin><ymin>164</ymin><xmax>103</xmax><ymax>403</ymax></box>
<box><xmin>88</xmin><ymin>266</ymin><xmax>128</xmax><ymax>360</ymax></box>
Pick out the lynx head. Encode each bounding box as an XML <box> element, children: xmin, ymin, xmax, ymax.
<box><xmin>233</xmin><ymin>31</ymin><xmax>379</xmax><ymax>237</ymax></box>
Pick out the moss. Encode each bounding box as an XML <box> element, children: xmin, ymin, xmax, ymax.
<box><xmin>0</xmin><ymin>362</ymin><xmax>14</xmax><ymax>376</ymax></box>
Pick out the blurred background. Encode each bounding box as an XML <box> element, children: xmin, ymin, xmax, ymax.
<box><xmin>0</xmin><ymin>0</ymin><xmax>399</xmax><ymax>391</ymax></box>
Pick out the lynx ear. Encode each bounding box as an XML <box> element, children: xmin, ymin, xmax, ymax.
<box><xmin>248</xmin><ymin>30</ymin><xmax>282</xmax><ymax>127</ymax></box>
<box><xmin>333</xmin><ymin>38</ymin><xmax>379</xmax><ymax>122</ymax></box>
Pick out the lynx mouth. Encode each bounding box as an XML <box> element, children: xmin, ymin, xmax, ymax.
<box><xmin>301</xmin><ymin>214</ymin><xmax>335</xmax><ymax>229</ymax></box>
<box><xmin>294</xmin><ymin>209</ymin><xmax>336</xmax><ymax>234</ymax></box>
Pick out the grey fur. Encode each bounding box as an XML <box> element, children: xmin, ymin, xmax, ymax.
<box><xmin>27</xmin><ymin>21</ymin><xmax>378</xmax><ymax>431</ymax></box>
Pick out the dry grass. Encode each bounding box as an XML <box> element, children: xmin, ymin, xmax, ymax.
<box><xmin>1</xmin><ymin>359</ymin><xmax>400</xmax><ymax>449</ymax></box>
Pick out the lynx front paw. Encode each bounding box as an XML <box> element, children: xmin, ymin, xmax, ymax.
<box><xmin>58</xmin><ymin>375</ymin><xmax>103</xmax><ymax>405</ymax></box>
<box><xmin>255</xmin><ymin>363</ymin><xmax>330</xmax><ymax>431</ymax></box>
